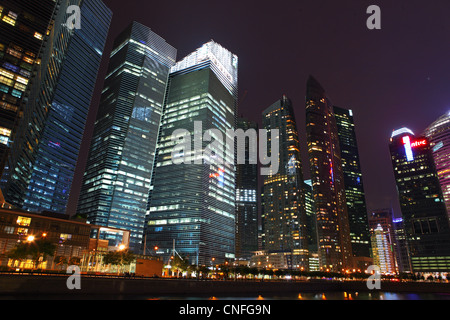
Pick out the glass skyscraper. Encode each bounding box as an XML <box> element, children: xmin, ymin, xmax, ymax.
<box><xmin>304</xmin><ymin>179</ymin><xmax>318</xmax><ymax>255</ymax></box>
<box><xmin>333</xmin><ymin>106</ymin><xmax>371</xmax><ymax>259</ymax></box>
<box><xmin>76</xmin><ymin>22</ymin><xmax>177</xmax><ymax>252</ymax></box>
<box><xmin>423</xmin><ymin>111</ymin><xmax>450</xmax><ymax>220</ymax></box>
<box><xmin>0</xmin><ymin>0</ymin><xmax>57</xmax><ymax>177</ymax></box>
<box><xmin>146</xmin><ymin>41</ymin><xmax>238</xmax><ymax>266</ymax></box>
<box><xmin>305</xmin><ymin>76</ymin><xmax>353</xmax><ymax>272</ymax></box>
<box><xmin>389</xmin><ymin>127</ymin><xmax>450</xmax><ymax>272</ymax></box>
<box><xmin>1</xmin><ymin>0</ymin><xmax>112</xmax><ymax>214</ymax></box>
<box><xmin>261</xmin><ymin>95</ymin><xmax>309</xmax><ymax>270</ymax></box>
<box><xmin>235</xmin><ymin>117</ymin><xmax>258</xmax><ymax>260</ymax></box>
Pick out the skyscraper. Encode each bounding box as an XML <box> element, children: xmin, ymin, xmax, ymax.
<box><xmin>389</xmin><ymin>127</ymin><xmax>450</xmax><ymax>272</ymax></box>
<box><xmin>235</xmin><ymin>117</ymin><xmax>258</xmax><ymax>260</ymax></box>
<box><xmin>333</xmin><ymin>106</ymin><xmax>371</xmax><ymax>258</ymax></box>
<box><xmin>0</xmin><ymin>0</ymin><xmax>57</xmax><ymax>176</ymax></box>
<box><xmin>261</xmin><ymin>95</ymin><xmax>309</xmax><ymax>270</ymax></box>
<box><xmin>77</xmin><ymin>22</ymin><xmax>177</xmax><ymax>252</ymax></box>
<box><xmin>145</xmin><ymin>41</ymin><xmax>238</xmax><ymax>265</ymax></box>
<box><xmin>368</xmin><ymin>209</ymin><xmax>398</xmax><ymax>273</ymax></box>
<box><xmin>392</xmin><ymin>217</ymin><xmax>412</xmax><ymax>273</ymax></box>
<box><xmin>303</xmin><ymin>179</ymin><xmax>317</xmax><ymax>254</ymax></box>
<box><xmin>370</xmin><ymin>224</ymin><xmax>396</xmax><ymax>274</ymax></box>
<box><xmin>1</xmin><ymin>0</ymin><xmax>112</xmax><ymax>214</ymax></box>
<box><xmin>305</xmin><ymin>76</ymin><xmax>353</xmax><ymax>272</ymax></box>
<box><xmin>423</xmin><ymin>111</ymin><xmax>450</xmax><ymax>220</ymax></box>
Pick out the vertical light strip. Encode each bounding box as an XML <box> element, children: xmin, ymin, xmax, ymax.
<box><xmin>402</xmin><ymin>136</ymin><xmax>414</xmax><ymax>161</ymax></box>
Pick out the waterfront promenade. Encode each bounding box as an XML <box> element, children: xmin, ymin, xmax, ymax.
<box><xmin>1</xmin><ymin>274</ymin><xmax>450</xmax><ymax>298</ymax></box>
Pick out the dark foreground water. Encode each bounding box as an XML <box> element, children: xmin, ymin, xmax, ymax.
<box><xmin>3</xmin><ymin>291</ymin><xmax>449</xmax><ymax>300</ymax></box>
<box><xmin>143</xmin><ymin>291</ymin><xmax>450</xmax><ymax>300</ymax></box>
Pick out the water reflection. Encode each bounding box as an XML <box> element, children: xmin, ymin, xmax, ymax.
<box><xmin>144</xmin><ymin>292</ymin><xmax>450</xmax><ymax>300</ymax></box>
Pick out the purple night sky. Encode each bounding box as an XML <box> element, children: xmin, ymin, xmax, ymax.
<box><xmin>67</xmin><ymin>0</ymin><xmax>450</xmax><ymax>218</ymax></box>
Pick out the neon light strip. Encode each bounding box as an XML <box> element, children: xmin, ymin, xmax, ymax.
<box><xmin>402</xmin><ymin>136</ymin><xmax>414</xmax><ymax>161</ymax></box>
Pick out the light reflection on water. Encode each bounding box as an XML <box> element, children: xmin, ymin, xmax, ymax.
<box><xmin>144</xmin><ymin>292</ymin><xmax>450</xmax><ymax>300</ymax></box>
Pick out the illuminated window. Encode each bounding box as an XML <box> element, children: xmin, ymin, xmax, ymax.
<box><xmin>16</xmin><ymin>227</ymin><xmax>28</xmax><ymax>235</ymax></box>
<box><xmin>16</xmin><ymin>216</ymin><xmax>31</xmax><ymax>226</ymax></box>
<box><xmin>14</xmin><ymin>82</ymin><xmax>26</xmax><ymax>91</ymax></box>
<box><xmin>0</xmin><ymin>76</ymin><xmax>14</xmax><ymax>86</ymax></box>
<box><xmin>2</xmin><ymin>13</ymin><xmax>17</xmax><ymax>26</ymax></box>
<box><xmin>60</xmin><ymin>233</ymin><xmax>72</xmax><ymax>241</ymax></box>
<box><xmin>22</xmin><ymin>56</ymin><xmax>34</xmax><ymax>64</ymax></box>
<box><xmin>33</xmin><ymin>32</ymin><xmax>43</xmax><ymax>40</ymax></box>
<box><xmin>16</xmin><ymin>76</ymin><xmax>28</xmax><ymax>85</ymax></box>
<box><xmin>0</xmin><ymin>68</ymin><xmax>14</xmax><ymax>79</ymax></box>
<box><xmin>6</xmin><ymin>48</ymin><xmax>21</xmax><ymax>59</ymax></box>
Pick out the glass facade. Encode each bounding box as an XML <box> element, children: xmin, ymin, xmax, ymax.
<box><xmin>304</xmin><ymin>179</ymin><xmax>318</xmax><ymax>255</ymax></box>
<box><xmin>305</xmin><ymin>76</ymin><xmax>353</xmax><ymax>272</ymax></box>
<box><xmin>77</xmin><ymin>22</ymin><xmax>177</xmax><ymax>253</ymax></box>
<box><xmin>423</xmin><ymin>111</ymin><xmax>450</xmax><ymax>221</ymax></box>
<box><xmin>0</xmin><ymin>0</ymin><xmax>57</xmax><ymax>177</ymax></box>
<box><xmin>235</xmin><ymin>117</ymin><xmax>258</xmax><ymax>260</ymax></box>
<box><xmin>261</xmin><ymin>96</ymin><xmax>309</xmax><ymax>270</ymax></box>
<box><xmin>333</xmin><ymin>106</ymin><xmax>371</xmax><ymax>258</ymax></box>
<box><xmin>146</xmin><ymin>41</ymin><xmax>238</xmax><ymax>266</ymax></box>
<box><xmin>1</xmin><ymin>0</ymin><xmax>112</xmax><ymax>214</ymax></box>
<box><xmin>389</xmin><ymin>128</ymin><xmax>450</xmax><ymax>272</ymax></box>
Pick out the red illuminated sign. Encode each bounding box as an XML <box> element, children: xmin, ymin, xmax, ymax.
<box><xmin>410</xmin><ymin>139</ymin><xmax>427</xmax><ymax>148</ymax></box>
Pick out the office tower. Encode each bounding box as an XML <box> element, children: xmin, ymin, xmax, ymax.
<box><xmin>389</xmin><ymin>127</ymin><xmax>450</xmax><ymax>272</ymax></box>
<box><xmin>392</xmin><ymin>217</ymin><xmax>412</xmax><ymax>273</ymax></box>
<box><xmin>304</xmin><ymin>179</ymin><xmax>317</xmax><ymax>254</ymax></box>
<box><xmin>235</xmin><ymin>117</ymin><xmax>258</xmax><ymax>260</ymax></box>
<box><xmin>371</xmin><ymin>225</ymin><xmax>396</xmax><ymax>274</ymax></box>
<box><xmin>146</xmin><ymin>41</ymin><xmax>238</xmax><ymax>265</ymax></box>
<box><xmin>0</xmin><ymin>0</ymin><xmax>57</xmax><ymax>177</ymax></box>
<box><xmin>368</xmin><ymin>209</ymin><xmax>398</xmax><ymax>273</ymax></box>
<box><xmin>1</xmin><ymin>0</ymin><xmax>112</xmax><ymax>214</ymax></box>
<box><xmin>261</xmin><ymin>95</ymin><xmax>309</xmax><ymax>270</ymax></box>
<box><xmin>77</xmin><ymin>22</ymin><xmax>177</xmax><ymax>252</ymax></box>
<box><xmin>334</xmin><ymin>106</ymin><xmax>371</xmax><ymax>258</ymax></box>
<box><xmin>423</xmin><ymin>111</ymin><xmax>450</xmax><ymax>220</ymax></box>
<box><xmin>305</xmin><ymin>76</ymin><xmax>353</xmax><ymax>272</ymax></box>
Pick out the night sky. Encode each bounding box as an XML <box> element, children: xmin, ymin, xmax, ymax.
<box><xmin>67</xmin><ymin>0</ymin><xmax>450</xmax><ymax>218</ymax></box>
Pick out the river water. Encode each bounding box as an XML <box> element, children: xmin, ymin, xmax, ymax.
<box><xmin>140</xmin><ymin>291</ymin><xmax>450</xmax><ymax>300</ymax></box>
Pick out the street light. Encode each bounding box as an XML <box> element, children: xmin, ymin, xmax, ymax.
<box><xmin>26</xmin><ymin>235</ymin><xmax>35</xmax><ymax>242</ymax></box>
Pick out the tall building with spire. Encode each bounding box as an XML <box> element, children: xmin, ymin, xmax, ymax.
<box><xmin>76</xmin><ymin>22</ymin><xmax>177</xmax><ymax>252</ymax></box>
<box><xmin>423</xmin><ymin>111</ymin><xmax>450</xmax><ymax>220</ymax></box>
<box><xmin>305</xmin><ymin>76</ymin><xmax>353</xmax><ymax>272</ymax></box>
<box><xmin>261</xmin><ymin>95</ymin><xmax>309</xmax><ymax>270</ymax></box>
<box><xmin>1</xmin><ymin>0</ymin><xmax>112</xmax><ymax>214</ymax></box>
<box><xmin>145</xmin><ymin>41</ymin><xmax>238</xmax><ymax>265</ymax></box>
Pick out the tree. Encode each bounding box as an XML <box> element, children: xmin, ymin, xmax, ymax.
<box><xmin>54</xmin><ymin>256</ymin><xmax>68</xmax><ymax>270</ymax></box>
<box><xmin>7</xmin><ymin>239</ymin><xmax>56</xmax><ymax>269</ymax></box>
<box><xmin>102</xmin><ymin>249</ymin><xmax>136</xmax><ymax>274</ymax></box>
<box><xmin>172</xmin><ymin>255</ymin><xmax>190</xmax><ymax>276</ymax></box>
